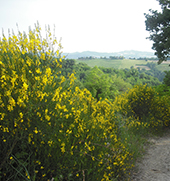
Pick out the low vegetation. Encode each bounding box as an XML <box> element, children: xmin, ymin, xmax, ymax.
<box><xmin>0</xmin><ymin>23</ymin><xmax>170</xmax><ymax>181</ymax></box>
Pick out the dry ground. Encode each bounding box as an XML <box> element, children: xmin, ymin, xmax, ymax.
<box><xmin>131</xmin><ymin>129</ymin><xmax>170</xmax><ymax>181</ymax></box>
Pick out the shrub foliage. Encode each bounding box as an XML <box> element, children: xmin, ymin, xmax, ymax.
<box><xmin>114</xmin><ymin>84</ymin><xmax>170</xmax><ymax>128</ymax></box>
<box><xmin>0</xmin><ymin>24</ymin><xmax>134</xmax><ymax>181</ymax></box>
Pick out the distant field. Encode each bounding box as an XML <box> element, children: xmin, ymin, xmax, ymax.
<box><xmin>154</xmin><ymin>61</ymin><xmax>170</xmax><ymax>72</ymax></box>
<box><xmin>75</xmin><ymin>59</ymin><xmax>170</xmax><ymax>72</ymax></box>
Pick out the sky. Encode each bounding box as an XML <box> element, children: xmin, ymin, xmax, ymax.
<box><xmin>0</xmin><ymin>0</ymin><xmax>162</xmax><ymax>53</ymax></box>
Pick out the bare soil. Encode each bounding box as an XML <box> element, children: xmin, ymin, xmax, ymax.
<box><xmin>131</xmin><ymin>129</ymin><xmax>170</xmax><ymax>181</ymax></box>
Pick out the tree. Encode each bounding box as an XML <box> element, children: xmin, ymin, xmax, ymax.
<box><xmin>74</xmin><ymin>62</ymin><xmax>91</xmax><ymax>81</ymax></box>
<box><xmin>110</xmin><ymin>75</ymin><xmax>132</xmax><ymax>92</ymax></box>
<box><xmin>61</xmin><ymin>59</ymin><xmax>75</xmax><ymax>77</ymax></box>
<box><xmin>84</xmin><ymin>66</ymin><xmax>111</xmax><ymax>100</ymax></box>
<box><xmin>145</xmin><ymin>0</ymin><xmax>170</xmax><ymax>64</ymax></box>
<box><xmin>163</xmin><ymin>70</ymin><xmax>170</xmax><ymax>86</ymax></box>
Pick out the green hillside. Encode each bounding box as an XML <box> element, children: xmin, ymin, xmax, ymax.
<box><xmin>75</xmin><ymin>58</ymin><xmax>170</xmax><ymax>72</ymax></box>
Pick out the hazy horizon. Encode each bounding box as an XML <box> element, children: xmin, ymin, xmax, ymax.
<box><xmin>63</xmin><ymin>49</ymin><xmax>155</xmax><ymax>53</ymax></box>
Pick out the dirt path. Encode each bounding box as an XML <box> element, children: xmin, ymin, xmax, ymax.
<box><xmin>131</xmin><ymin>129</ymin><xmax>170</xmax><ymax>181</ymax></box>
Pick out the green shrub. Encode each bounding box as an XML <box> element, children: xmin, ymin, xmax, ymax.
<box><xmin>114</xmin><ymin>84</ymin><xmax>170</xmax><ymax>128</ymax></box>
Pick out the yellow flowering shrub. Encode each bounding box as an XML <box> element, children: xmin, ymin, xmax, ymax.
<box><xmin>114</xmin><ymin>84</ymin><xmax>170</xmax><ymax>128</ymax></box>
<box><xmin>0</xmin><ymin>23</ymin><xmax>135</xmax><ymax>180</ymax></box>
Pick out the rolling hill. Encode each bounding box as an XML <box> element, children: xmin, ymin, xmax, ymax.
<box><xmin>63</xmin><ymin>50</ymin><xmax>156</xmax><ymax>59</ymax></box>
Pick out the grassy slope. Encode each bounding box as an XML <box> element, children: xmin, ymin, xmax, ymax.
<box><xmin>156</xmin><ymin>63</ymin><xmax>170</xmax><ymax>71</ymax></box>
<box><xmin>75</xmin><ymin>59</ymin><xmax>170</xmax><ymax>71</ymax></box>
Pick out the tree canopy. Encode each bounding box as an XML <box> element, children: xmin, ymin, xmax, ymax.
<box><xmin>145</xmin><ymin>0</ymin><xmax>170</xmax><ymax>64</ymax></box>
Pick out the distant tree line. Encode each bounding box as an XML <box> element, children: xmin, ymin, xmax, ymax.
<box><xmin>136</xmin><ymin>57</ymin><xmax>170</xmax><ymax>61</ymax></box>
<box><xmin>137</xmin><ymin>57</ymin><xmax>158</xmax><ymax>61</ymax></box>
<box><xmin>77</xmin><ymin>56</ymin><xmax>167</xmax><ymax>61</ymax></box>
<box><xmin>109</xmin><ymin>56</ymin><xmax>124</xmax><ymax>60</ymax></box>
<box><xmin>78</xmin><ymin>56</ymin><xmax>125</xmax><ymax>60</ymax></box>
<box><xmin>78</xmin><ymin>56</ymin><xmax>96</xmax><ymax>60</ymax></box>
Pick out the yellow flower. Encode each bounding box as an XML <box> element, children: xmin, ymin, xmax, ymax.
<box><xmin>46</xmin><ymin>67</ymin><xmax>51</xmax><ymax>77</ymax></box>
<box><xmin>42</xmin><ymin>173</ymin><xmax>46</xmax><ymax>177</ymax></box>
<box><xmin>41</xmin><ymin>53</ymin><xmax>45</xmax><ymax>60</ymax></box>
<box><xmin>34</xmin><ymin>127</ymin><xmax>38</xmax><ymax>134</ymax></box>
<box><xmin>45</xmin><ymin>115</ymin><xmax>51</xmax><ymax>121</ymax></box>
<box><xmin>41</xmin><ymin>141</ymin><xmax>45</xmax><ymax>144</ymax></box>
<box><xmin>23</xmin><ymin>82</ymin><xmax>28</xmax><ymax>90</ymax></box>
<box><xmin>61</xmin><ymin>142</ymin><xmax>65</xmax><ymax>153</ymax></box>
<box><xmin>48</xmin><ymin>140</ymin><xmax>53</xmax><ymax>146</ymax></box>
<box><xmin>19</xmin><ymin>112</ymin><xmax>23</xmax><ymax>118</ymax></box>
<box><xmin>6</xmin><ymin>90</ymin><xmax>11</xmax><ymax>97</ymax></box>
<box><xmin>48</xmin><ymin>122</ymin><xmax>51</xmax><ymax>126</ymax></box>
<box><xmin>36</xmin><ymin>68</ymin><xmax>41</xmax><ymax>74</ymax></box>
<box><xmin>28</xmin><ymin>136</ymin><xmax>31</xmax><ymax>143</ymax></box>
